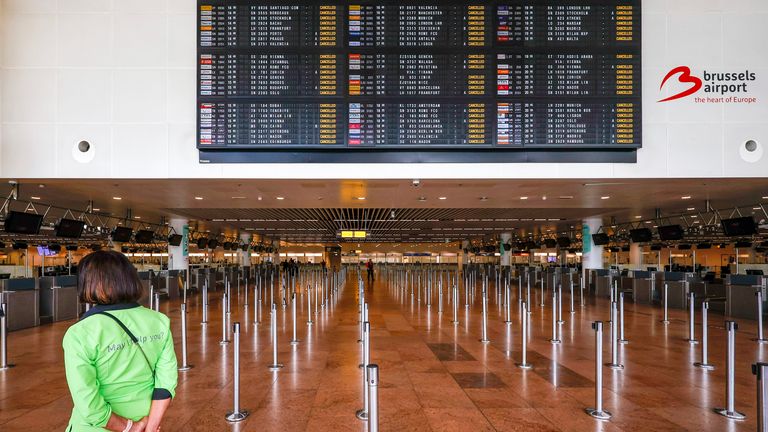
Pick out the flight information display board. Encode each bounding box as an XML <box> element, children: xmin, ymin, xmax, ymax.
<box><xmin>197</xmin><ymin>1</ymin><xmax>641</xmax><ymax>163</ymax></box>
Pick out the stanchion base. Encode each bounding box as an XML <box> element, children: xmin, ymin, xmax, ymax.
<box><xmin>713</xmin><ymin>408</ymin><xmax>746</xmax><ymax>420</ymax></box>
<box><xmin>516</xmin><ymin>362</ymin><xmax>532</xmax><ymax>370</ymax></box>
<box><xmin>178</xmin><ymin>364</ymin><xmax>193</xmax><ymax>372</ymax></box>
<box><xmin>0</xmin><ymin>364</ymin><xmax>15</xmax><ymax>370</ymax></box>
<box><xmin>557</xmin><ymin>320</ymin><xmax>565</xmax><ymax>324</ymax></box>
<box><xmin>290</xmin><ymin>340</ymin><xmax>300</xmax><ymax>346</ymax></box>
<box><xmin>550</xmin><ymin>339</ymin><xmax>562</xmax><ymax>344</ymax></box>
<box><xmin>660</xmin><ymin>320</ymin><xmax>670</xmax><ymax>325</ymax></box>
<box><xmin>225</xmin><ymin>410</ymin><xmax>250</xmax><ymax>422</ymax></box>
<box><xmin>686</xmin><ymin>339</ymin><xmax>699</xmax><ymax>345</ymax></box>
<box><xmin>605</xmin><ymin>363</ymin><xmax>624</xmax><ymax>370</ymax></box>
<box><xmin>268</xmin><ymin>363</ymin><xmax>284</xmax><ymax>371</ymax></box>
<box><xmin>619</xmin><ymin>339</ymin><xmax>629</xmax><ymax>345</ymax></box>
<box><xmin>220</xmin><ymin>340</ymin><xmax>230</xmax><ymax>346</ymax></box>
<box><xmin>693</xmin><ymin>362</ymin><xmax>715</xmax><ymax>370</ymax></box>
<box><xmin>355</xmin><ymin>409</ymin><xmax>368</xmax><ymax>420</ymax></box>
<box><xmin>479</xmin><ymin>339</ymin><xmax>490</xmax><ymax>344</ymax></box>
<box><xmin>752</xmin><ymin>338</ymin><xmax>768</xmax><ymax>344</ymax></box>
<box><xmin>585</xmin><ymin>408</ymin><xmax>612</xmax><ymax>420</ymax></box>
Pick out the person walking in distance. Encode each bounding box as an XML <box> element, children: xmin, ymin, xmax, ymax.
<box><xmin>366</xmin><ymin>259</ymin><xmax>375</xmax><ymax>285</ymax></box>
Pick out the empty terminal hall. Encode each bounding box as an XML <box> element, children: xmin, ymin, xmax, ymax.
<box><xmin>1</xmin><ymin>0</ymin><xmax>768</xmax><ymax>431</ymax></box>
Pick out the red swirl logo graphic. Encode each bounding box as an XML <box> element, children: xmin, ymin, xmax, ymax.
<box><xmin>658</xmin><ymin>66</ymin><xmax>703</xmax><ymax>102</ymax></box>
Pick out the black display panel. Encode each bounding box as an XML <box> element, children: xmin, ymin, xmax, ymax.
<box><xmin>197</xmin><ymin>1</ymin><xmax>641</xmax><ymax>163</ymax></box>
<box><xmin>4</xmin><ymin>211</ymin><xmax>44</xmax><ymax>235</ymax></box>
<box><xmin>56</xmin><ymin>218</ymin><xmax>86</xmax><ymax>239</ymax></box>
<box><xmin>657</xmin><ymin>224</ymin><xmax>684</xmax><ymax>241</ymax></box>
<box><xmin>168</xmin><ymin>234</ymin><xmax>184</xmax><ymax>246</ymax></box>
<box><xmin>135</xmin><ymin>230</ymin><xmax>156</xmax><ymax>244</ymax></box>
<box><xmin>591</xmin><ymin>232</ymin><xmax>610</xmax><ymax>246</ymax></box>
<box><xmin>111</xmin><ymin>227</ymin><xmax>134</xmax><ymax>243</ymax></box>
<box><xmin>722</xmin><ymin>217</ymin><xmax>757</xmax><ymax>237</ymax></box>
<box><xmin>629</xmin><ymin>228</ymin><xmax>652</xmax><ymax>243</ymax></box>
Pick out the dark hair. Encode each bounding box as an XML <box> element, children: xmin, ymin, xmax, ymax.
<box><xmin>77</xmin><ymin>250</ymin><xmax>144</xmax><ymax>305</ymax></box>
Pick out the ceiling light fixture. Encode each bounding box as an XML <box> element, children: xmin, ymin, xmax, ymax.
<box><xmin>31</xmin><ymin>196</ymin><xmax>41</xmax><ymax>200</ymax></box>
<box><xmin>438</xmin><ymin>197</ymin><xmax>447</xmax><ymax>200</ymax></box>
<box><xmin>113</xmin><ymin>197</ymin><xmax>122</xmax><ymax>200</ymax></box>
<box><xmin>479</xmin><ymin>197</ymin><xmax>489</xmax><ymax>201</ymax></box>
<box><xmin>681</xmin><ymin>196</ymin><xmax>692</xmax><ymax>200</ymax></box>
<box><xmin>357</xmin><ymin>196</ymin><xmax>366</xmax><ymax>200</ymax></box>
<box><xmin>601</xmin><ymin>196</ymin><xmax>610</xmax><ymax>200</ymax></box>
<box><xmin>276</xmin><ymin>197</ymin><xmax>285</xmax><ymax>200</ymax></box>
<box><xmin>93</xmin><ymin>208</ymin><xmax>100</xmax><ymax>211</ymax></box>
<box><xmin>195</xmin><ymin>196</ymin><xmax>203</xmax><ymax>200</ymax></box>
<box><xmin>687</xmin><ymin>207</ymin><xmax>695</xmax><ymax>211</ymax></box>
<box><xmin>520</xmin><ymin>196</ymin><xmax>528</xmax><ymax>200</ymax></box>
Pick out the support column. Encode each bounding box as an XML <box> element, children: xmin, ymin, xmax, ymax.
<box><xmin>500</xmin><ymin>233</ymin><xmax>512</xmax><ymax>267</ymax></box>
<box><xmin>460</xmin><ymin>240</ymin><xmax>470</xmax><ymax>269</ymax></box>
<box><xmin>168</xmin><ymin>218</ymin><xmax>189</xmax><ymax>271</ymax></box>
<box><xmin>629</xmin><ymin>243</ymin><xmax>643</xmax><ymax>270</ymax></box>
<box><xmin>239</xmin><ymin>233</ymin><xmax>252</xmax><ymax>268</ymax></box>
<box><xmin>582</xmin><ymin>217</ymin><xmax>603</xmax><ymax>270</ymax></box>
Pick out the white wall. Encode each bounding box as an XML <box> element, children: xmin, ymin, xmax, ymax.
<box><xmin>0</xmin><ymin>0</ymin><xmax>767</xmax><ymax>179</ymax></box>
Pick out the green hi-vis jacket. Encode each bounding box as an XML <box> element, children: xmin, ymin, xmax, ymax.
<box><xmin>62</xmin><ymin>303</ymin><xmax>178</xmax><ymax>431</ymax></box>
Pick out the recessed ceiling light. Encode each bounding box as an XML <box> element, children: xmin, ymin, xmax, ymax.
<box><xmin>134</xmin><ymin>216</ymin><xmax>141</xmax><ymax>219</ymax></box>
<box><xmin>687</xmin><ymin>207</ymin><xmax>695</xmax><ymax>211</ymax></box>
<box><xmin>438</xmin><ymin>197</ymin><xmax>447</xmax><ymax>200</ymax></box>
<box><xmin>357</xmin><ymin>197</ymin><xmax>366</xmax><ymax>200</ymax></box>
<box><xmin>681</xmin><ymin>196</ymin><xmax>692</xmax><ymax>200</ymax></box>
<box><xmin>635</xmin><ymin>215</ymin><xmax>642</xmax><ymax>219</ymax></box>
<box><xmin>559</xmin><ymin>196</ymin><xmax>574</xmax><ymax>200</ymax></box>
<box><xmin>542</xmin><ymin>196</ymin><xmax>547</xmax><ymax>201</ymax></box>
<box><xmin>601</xmin><ymin>196</ymin><xmax>610</xmax><ymax>200</ymax></box>
<box><xmin>753</xmin><ymin>207</ymin><xmax>761</xmax><ymax>210</ymax></box>
<box><xmin>276</xmin><ymin>197</ymin><xmax>285</xmax><ymax>200</ymax></box>
<box><xmin>520</xmin><ymin>196</ymin><xmax>528</xmax><ymax>200</ymax></box>
<box><xmin>195</xmin><ymin>196</ymin><xmax>203</xmax><ymax>200</ymax></box>
<box><xmin>113</xmin><ymin>196</ymin><xmax>122</xmax><ymax>200</ymax></box>
<box><xmin>763</xmin><ymin>196</ymin><xmax>768</xmax><ymax>200</ymax></box>
<box><xmin>231</xmin><ymin>196</ymin><xmax>246</xmax><ymax>199</ymax></box>
<box><xmin>31</xmin><ymin>196</ymin><xmax>41</xmax><ymax>200</ymax></box>
<box><xmin>93</xmin><ymin>208</ymin><xmax>100</xmax><ymax>211</ymax></box>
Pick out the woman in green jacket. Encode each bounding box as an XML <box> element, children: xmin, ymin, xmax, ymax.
<box><xmin>63</xmin><ymin>251</ymin><xmax>178</xmax><ymax>432</ymax></box>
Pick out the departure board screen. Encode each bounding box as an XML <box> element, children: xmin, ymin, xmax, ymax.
<box><xmin>197</xmin><ymin>1</ymin><xmax>641</xmax><ymax>162</ymax></box>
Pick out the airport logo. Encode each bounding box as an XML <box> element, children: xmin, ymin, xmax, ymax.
<box><xmin>658</xmin><ymin>66</ymin><xmax>758</xmax><ymax>104</ymax></box>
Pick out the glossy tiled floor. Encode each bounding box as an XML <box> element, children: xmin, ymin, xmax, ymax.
<box><xmin>0</xmin><ymin>269</ymin><xmax>766</xmax><ymax>431</ymax></box>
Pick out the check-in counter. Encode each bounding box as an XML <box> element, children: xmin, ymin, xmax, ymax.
<box><xmin>544</xmin><ymin>267</ymin><xmax>562</xmax><ymax>292</ymax></box>
<box><xmin>559</xmin><ymin>269</ymin><xmax>580</xmax><ymax>291</ymax></box>
<box><xmin>632</xmin><ymin>271</ymin><xmax>655</xmax><ymax>304</ymax></box>
<box><xmin>138</xmin><ymin>270</ymin><xmax>160</xmax><ymax>307</ymax></box>
<box><xmin>657</xmin><ymin>272</ymin><xmax>693</xmax><ymax>309</ymax></box>
<box><xmin>619</xmin><ymin>275</ymin><xmax>634</xmax><ymax>300</ymax></box>
<box><xmin>38</xmin><ymin>275</ymin><xmax>78</xmax><ymax>323</ymax></box>
<box><xmin>0</xmin><ymin>278</ymin><xmax>39</xmax><ymax>331</ymax></box>
<box><xmin>165</xmin><ymin>270</ymin><xmax>185</xmax><ymax>300</ymax></box>
<box><xmin>725</xmin><ymin>275</ymin><xmax>766</xmax><ymax>320</ymax></box>
<box><xmin>594</xmin><ymin>269</ymin><xmax>616</xmax><ymax>298</ymax></box>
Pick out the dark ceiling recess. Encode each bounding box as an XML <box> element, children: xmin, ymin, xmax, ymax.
<box><xmin>168</xmin><ymin>207</ymin><xmax>576</xmax><ymax>243</ymax></box>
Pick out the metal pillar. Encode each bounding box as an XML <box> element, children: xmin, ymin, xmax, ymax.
<box><xmin>585</xmin><ymin>321</ymin><xmax>611</xmax><ymax>420</ymax></box>
<box><xmin>225</xmin><ymin>322</ymin><xmax>249</xmax><ymax>422</ymax></box>
<box><xmin>714</xmin><ymin>321</ymin><xmax>746</xmax><ymax>420</ymax></box>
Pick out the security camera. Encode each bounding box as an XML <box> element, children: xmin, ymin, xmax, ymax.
<box><xmin>412</xmin><ymin>179</ymin><xmax>420</xmax><ymax>187</ymax></box>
